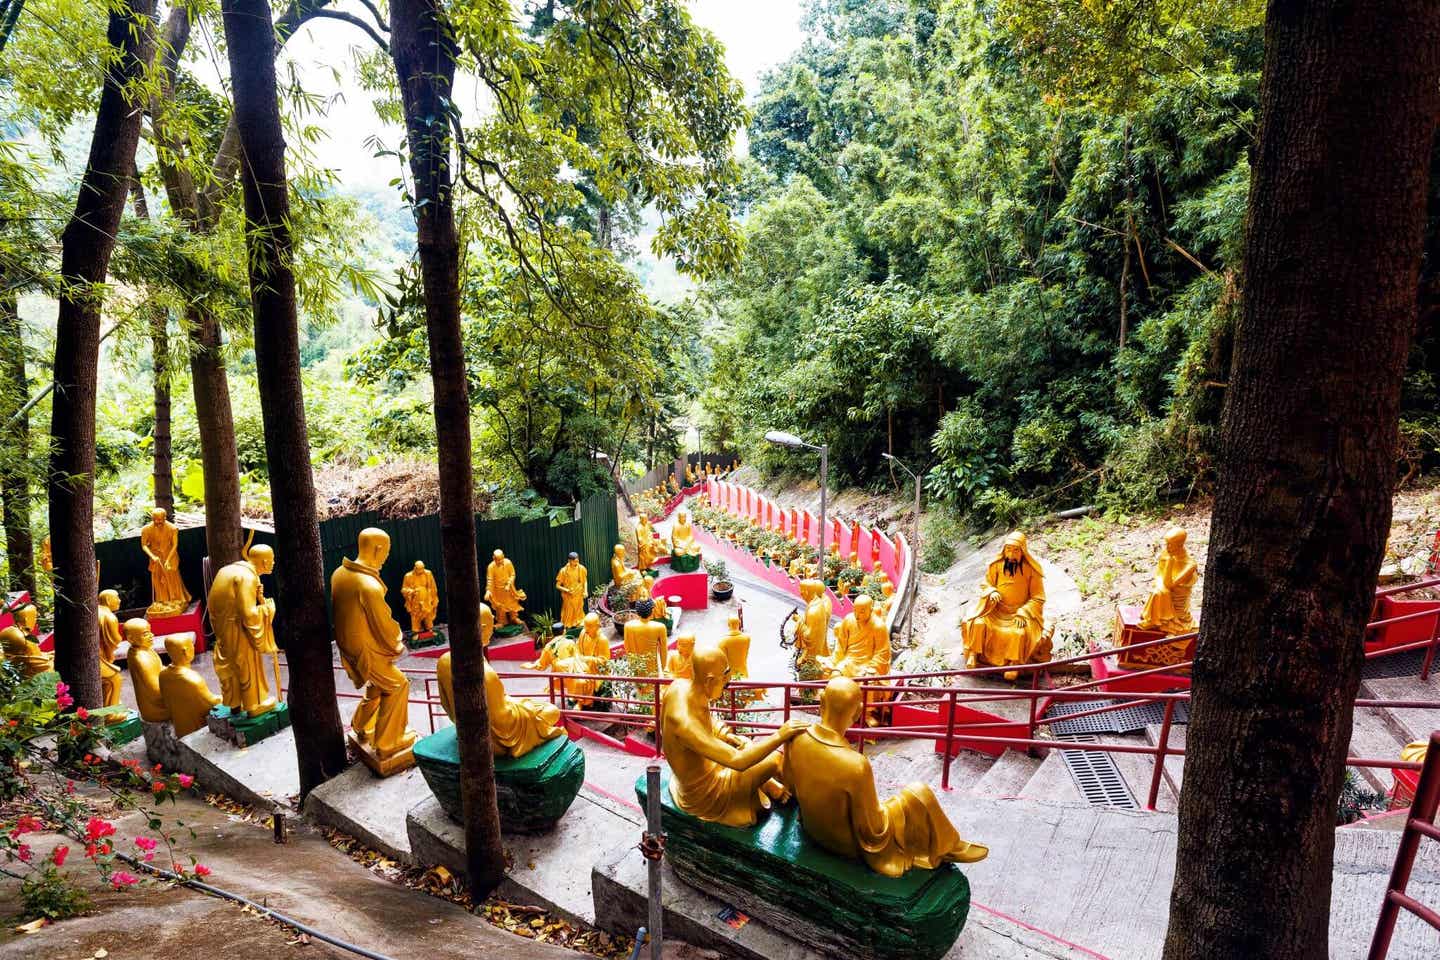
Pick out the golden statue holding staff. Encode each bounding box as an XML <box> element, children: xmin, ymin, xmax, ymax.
<box><xmin>1138</xmin><ymin>527</ymin><xmax>1199</xmax><ymax>635</ymax></box>
<box><xmin>97</xmin><ymin>590</ymin><xmax>124</xmax><ymax>707</ymax></box>
<box><xmin>660</xmin><ymin>645</ymin><xmax>807</xmax><ymax>828</ymax></box>
<box><xmin>555</xmin><ymin>552</ymin><xmax>589</xmax><ymax>630</ymax></box>
<box><xmin>784</xmin><ymin>677</ymin><xmax>988</xmax><ymax>877</ymax></box>
<box><xmin>401</xmin><ymin>561</ymin><xmax>439</xmax><ymax>636</ymax></box>
<box><xmin>159</xmin><ymin>636</ymin><xmax>221</xmax><ymax>737</ymax></box>
<box><xmin>140</xmin><ymin>508</ymin><xmax>190</xmax><ymax>617</ymax></box>
<box><xmin>485</xmin><ymin>549</ymin><xmax>526</xmax><ymax>627</ymax></box>
<box><xmin>332</xmin><ymin>528</ymin><xmax>416</xmax><ymax>774</ymax></box>
<box><xmin>207</xmin><ymin>545</ymin><xmax>279</xmax><ymax>718</ymax></box>
<box><xmin>960</xmin><ymin>531</ymin><xmax>1054</xmax><ymax>677</ymax></box>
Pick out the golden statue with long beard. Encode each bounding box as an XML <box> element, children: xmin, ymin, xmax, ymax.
<box><xmin>960</xmin><ymin>531</ymin><xmax>1054</xmax><ymax>677</ymax></box>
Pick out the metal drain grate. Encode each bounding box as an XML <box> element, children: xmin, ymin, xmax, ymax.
<box><xmin>1362</xmin><ymin>646</ymin><xmax>1430</xmax><ymax>680</ymax></box>
<box><xmin>1046</xmin><ymin>698</ymin><xmax>1189</xmax><ymax>737</ymax></box>
<box><xmin>1056</xmin><ymin>733</ymin><xmax>1139</xmax><ymax>809</ymax></box>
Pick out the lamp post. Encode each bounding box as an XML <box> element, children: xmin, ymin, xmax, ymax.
<box><xmin>765</xmin><ymin>430</ymin><xmax>828</xmax><ymax>579</ymax></box>
<box><xmin>882</xmin><ymin>452</ymin><xmax>921</xmax><ymax>646</ymax></box>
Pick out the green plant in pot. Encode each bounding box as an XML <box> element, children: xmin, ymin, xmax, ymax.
<box><xmin>705</xmin><ymin>558</ymin><xmax>733</xmax><ymax>601</ymax></box>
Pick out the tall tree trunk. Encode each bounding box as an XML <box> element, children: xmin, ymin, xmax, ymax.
<box><xmin>49</xmin><ymin>0</ymin><xmax>157</xmax><ymax>707</ymax></box>
<box><xmin>128</xmin><ymin>171</ymin><xmax>173</xmax><ymax>518</ymax></box>
<box><xmin>390</xmin><ymin>0</ymin><xmax>506</xmax><ymax>895</ymax></box>
<box><xmin>1162</xmin><ymin>4</ymin><xmax>1440</xmax><ymax>958</ymax></box>
<box><xmin>0</xmin><ymin>287</ymin><xmax>34</xmax><ymax>595</ymax></box>
<box><xmin>219</xmin><ymin>0</ymin><xmax>345</xmax><ymax>794</ymax></box>
<box><xmin>151</xmin><ymin>6</ymin><xmax>243</xmax><ymax>565</ymax></box>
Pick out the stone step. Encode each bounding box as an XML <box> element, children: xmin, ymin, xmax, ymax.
<box><xmin>1348</xmin><ymin>702</ymin><xmax>1415</xmax><ymax>793</ymax></box>
<box><xmin>968</xmin><ymin>748</ymin><xmax>1042</xmax><ymax>799</ymax></box>
<box><xmin>1016</xmin><ymin>749</ymin><xmax>1080</xmax><ymax>804</ymax></box>
<box><xmin>1359</xmin><ymin>672</ymin><xmax>1440</xmax><ymax>746</ymax></box>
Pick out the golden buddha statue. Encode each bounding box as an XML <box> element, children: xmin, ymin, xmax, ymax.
<box><xmin>555</xmin><ymin>552</ymin><xmax>589</xmax><ymax>630</ymax></box>
<box><xmin>670</xmin><ymin>510</ymin><xmax>701</xmax><ymax>558</ymax></box>
<box><xmin>784</xmin><ymin>677</ymin><xmax>988</xmax><ymax>877</ymax></box>
<box><xmin>435</xmin><ymin>602</ymin><xmax>494</xmax><ymax>719</ymax></box>
<box><xmin>124</xmin><ymin>619</ymin><xmax>168</xmax><ymax>723</ymax></box>
<box><xmin>97</xmin><ymin>590</ymin><xmax>124</xmax><ymax>707</ymax></box>
<box><xmin>207</xmin><ymin>545</ymin><xmax>278</xmax><ymax>718</ymax></box>
<box><xmin>1402</xmin><ymin>740</ymin><xmax>1429</xmax><ymax>766</ymax></box>
<box><xmin>661</xmin><ymin>646</ymin><xmax>806</xmax><ymax>827</ymax></box>
<box><xmin>158</xmin><ymin>635</ymin><xmax>221</xmax><ymax>737</ymax></box>
<box><xmin>140</xmin><ymin>508</ymin><xmax>190</xmax><ymax>617</ymax></box>
<box><xmin>401</xmin><ymin>561</ymin><xmax>439</xmax><ymax>635</ymax></box>
<box><xmin>485</xmin><ymin>660</ymin><xmax>564</xmax><ymax>757</ymax></box>
<box><xmin>485</xmin><ymin>549</ymin><xmax>526</xmax><ymax>627</ymax></box>
<box><xmin>718</xmin><ymin>614</ymin><xmax>752</xmax><ymax>682</ymax></box>
<box><xmin>1</xmin><ymin>605</ymin><xmax>51</xmax><ymax>679</ymax></box>
<box><xmin>822</xmin><ymin>594</ymin><xmax>891</xmax><ymax>680</ymax></box>
<box><xmin>39</xmin><ymin>535</ymin><xmax>52</xmax><ymax>573</ymax></box>
<box><xmin>793</xmin><ymin>579</ymin><xmax>832</xmax><ymax>662</ymax></box>
<box><xmin>611</xmin><ymin>544</ymin><xmax>641</xmax><ymax>596</ymax></box>
<box><xmin>623</xmin><ymin>599</ymin><xmax>668</xmax><ymax>674</ymax></box>
<box><xmin>877</xmin><ymin>581</ymin><xmax>897</xmax><ymax>621</ymax></box>
<box><xmin>526</xmin><ymin>625</ymin><xmax>605</xmax><ymax>706</ymax></box>
<box><xmin>1138</xmin><ymin>527</ymin><xmax>1199</xmax><ymax>635</ymax></box>
<box><xmin>665</xmin><ymin>633</ymin><xmax>696</xmax><ymax>680</ymax></box>
<box><xmin>577</xmin><ymin>611</ymin><xmax>610</xmax><ymax>661</ymax></box>
<box><xmin>686</xmin><ymin>465</ymin><xmax>697</xmax><ymax>485</ymax></box>
<box><xmin>636</xmin><ymin>516</ymin><xmax>664</xmax><ymax>572</ymax></box>
<box><xmin>960</xmin><ymin>531</ymin><xmax>1054</xmax><ymax>677</ymax></box>
<box><xmin>332</xmin><ymin>529</ymin><xmax>415</xmax><ymax>772</ymax></box>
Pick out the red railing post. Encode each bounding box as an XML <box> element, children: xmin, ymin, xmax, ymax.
<box><xmin>941</xmin><ymin>687</ymin><xmax>958</xmax><ymax>790</ymax></box>
<box><xmin>1370</xmin><ymin>730</ymin><xmax>1440</xmax><ymax>960</ymax></box>
<box><xmin>1147</xmin><ymin>699</ymin><xmax>1177</xmax><ymax>811</ymax></box>
<box><xmin>783</xmin><ymin>684</ymin><xmax>791</xmax><ymax>723</ymax></box>
<box><xmin>1421</xmin><ymin>609</ymin><xmax>1440</xmax><ymax>682</ymax></box>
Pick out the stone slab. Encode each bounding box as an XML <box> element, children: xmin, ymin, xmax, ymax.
<box><xmin>304</xmin><ymin>760</ymin><xmax>430</xmax><ymax>864</ymax></box>
<box><xmin>408</xmin><ymin>786</ymin><xmax>644</xmax><ymax>925</ymax></box>
<box><xmin>144</xmin><ymin>720</ymin><xmax>301</xmax><ymax>809</ymax></box>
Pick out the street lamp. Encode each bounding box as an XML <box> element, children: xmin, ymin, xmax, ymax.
<box><xmin>882</xmin><ymin>452</ymin><xmax>922</xmax><ymax>646</ymax></box>
<box><xmin>765</xmin><ymin>430</ymin><xmax>828</xmax><ymax>578</ymax></box>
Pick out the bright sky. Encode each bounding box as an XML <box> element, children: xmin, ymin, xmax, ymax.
<box><xmin>282</xmin><ymin>0</ymin><xmax>810</xmax><ymax>195</ymax></box>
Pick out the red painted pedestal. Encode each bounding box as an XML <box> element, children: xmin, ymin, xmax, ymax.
<box><xmin>1113</xmin><ymin>604</ymin><xmax>1192</xmax><ymax>673</ymax></box>
<box><xmin>1367</xmin><ymin>595</ymin><xmax>1440</xmax><ymax>653</ymax></box>
<box><xmin>148</xmin><ymin>601</ymin><xmax>206</xmax><ymax>653</ymax></box>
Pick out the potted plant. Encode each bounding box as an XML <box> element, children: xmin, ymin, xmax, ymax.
<box><xmin>705</xmin><ymin>558</ymin><xmax>733</xmax><ymax>601</ymax></box>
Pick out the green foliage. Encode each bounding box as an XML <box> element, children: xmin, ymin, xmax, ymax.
<box><xmin>919</xmin><ymin>506</ymin><xmax>963</xmax><ymax>573</ymax></box>
<box><xmin>20</xmin><ymin>864</ymin><xmax>92</xmax><ymax>922</ymax></box>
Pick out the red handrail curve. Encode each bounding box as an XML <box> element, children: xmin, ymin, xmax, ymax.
<box><xmin>1369</xmin><ymin>729</ymin><xmax>1440</xmax><ymax>959</ymax></box>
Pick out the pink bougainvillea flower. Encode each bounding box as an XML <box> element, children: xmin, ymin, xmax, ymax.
<box><xmin>194</xmin><ymin>864</ymin><xmax>211</xmax><ymax>877</ymax></box>
<box><xmin>151</xmin><ymin>781</ymin><xmax>166</xmax><ymax>795</ymax></box>
<box><xmin>10</xmin><ymin>814</ymin><xmax>42</xmax><ymax>837</ymax></box>
<box><xmin>177</xmin><ymin>774</ymin><xmax>194</xmax><ymax>789</ymax></box>
<box><xmin>84</xmin><ymin>817</ymin><xmax>115</xmax><ymax>841</ymax></box>
<box><xmin>51</xmin><ymin>845</ymin><xmax>69</xmax><ymax>867</ymax></box>
<box><xmin>54</xmin><ymin>681</ymin><xmax>73</xmax><ymax>710</ymax></box>
<box><xmin>110</xmin><ymin>871</ymin><xmax>139</xmax><ymax>889</ymax></box>
<box><xmin>17</xmin><ymin>844</ymin><xmax>32</xmax><ymax>862</ymax></box>
<box><xmin>133</xmin><ymin>836</ymin><xmax>157</xmax><ymax>852</ymax></box>
<box><xmin>76</xmin><ymin>706</ymin><xmax>89</xmax><ymax>721</ymax></box>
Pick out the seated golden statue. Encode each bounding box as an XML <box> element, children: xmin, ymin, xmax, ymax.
<box><xmin>661</xmin><ymin>645</ymin><xmax>807</xmax><ymax>827</ymax></box>
<box><xmin>822</xmin><ymin>594</ymin><xmax>891</xmax><ymax>679</ymax></box>
<box><xmin>792</xmin><ymin>579</ymin><xmax>832</xmax><ymax>662</ymax></box>
<box><xmin>670</xmin><ymin>510</ymin><xmax>701</xmax><ymax>557</ymax></box>
<box><xmin>436</xmin><ymin>602</ymin><xmax>494</xmax><ymax>719</ymax></box>
<box><xmin>1139</xmin><ymin>527</ymin><xmax>1199</xmax><ymax>635</ymax></box>
<box><xmin>718</xmin><ymin>614</ymin><xmax>752</xmax><ymax>682</ymax></box>
<box><xmin>960</xmin><ymin>531</ymin><xmax>1054</xmax><ymax>677</ymax></box>
<box><xmin>332</xmin><ymin>528</ymin><xmax>416</xmax><ymax>773</ymax></box>
<box><xmin>645</xmin><ymin>578</ymin><xmax>669</xmax><ymax>622</ymax></box>
<box><xmin>686</xmin><ymin>465</ymin><xmax>698</xmax><ymax>485</ymax></box>
<box><xmin>97</xmin><ymin>590</ymin><xmax>124</xmax><ymax>707</ymax></box>
<box><xmin>526</xmin><ymin>625</ymin><xmax>605</xmax><ymax>707</ymax></box>
<box><xmin>140</xmin><ymin>508</ymin><xmax>190</xmax><ymax>617</ymax></box>
<box><xmin>555</xmin><ymin>552</ymin><xmax>589</xmax><ymax>630</ymax></box>
<box><xmin>159</xmin><ymin>635</ymin><xmax>221</xmax><ymax>737</ymax></box>
<box><xmin>1402</xmin><ymin>740</ymin><xmax>1429</xmax><ymax>765</ymax></box>
<box><xmin>577</xmin><ymin>611</ymin><xmax>611</xmax><ymax>661</ymax></box>
<box><xmin>485</xmin><ymin>549</ymin><xmax>526</xmax><ymax>627</ymax></box>
<box><xmin>401</xmin><ymin>561</ymin><xmax>439</xmax><ymax>635</ymax></box>
<box><xmin>623</xmin><ymin>599</ymin><xmax>668</xmax><ymax>674</ymax></box>
<box><xmin>665</xmin><ymin>633</ymin><xmax>696</xmax><ymax>680</ymax></box>
<box><xmin>208</xmin><ymin>545</ymin><xmax>279</xmax><ymax>719</ymax></box>
<box><xmin>611</xmin><ymin>544</ymin><xmax>641</xmax><ymax>596</ymax></box>
<box><xmin>124</xmin><ymin>619</ymin><xmax>169</xmax><ymax>722</ymax></box>
<box><xmin>486</xmin><ymin>660</ymin><xmax>565</xmax><ymax>757</ymax></box>
<box><xmin>2</xmin><ymin>605</ymin><xmax>51</xmax><ymax>679</ymax></box>
<box><xmin>784</xmin><ymin>678</ymin><xmax>987</xmax><ymax>877</ymax></box>
<box><xmin>636</xmin><ymin>516</ymin><xmax>664</xmax><ymax>571</ymax></box>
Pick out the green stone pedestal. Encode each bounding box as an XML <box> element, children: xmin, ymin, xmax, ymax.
<box><xmin>636</xmin><ymin>772</ymin><xmax>970</xmax><ymax>960</ymax></box>
<box><xmin>91</xmin><ymin>706</ymin><xmax>142</xmax><ymax>746</ymax></box>
<box><xmin>414</xmin><ymin>725</ymin><xmax>584</xmax><ymax>833</ymax></box>
<box><xmin>494</xmin><ymin>623</ymin><xmax>526</xmax><ymax>639</ymax></box>
<box><xmin>670</xmin><ymin>554</ymin><xmax>702</xmax><ymax>573</ymax></box>
<box><xmin>206</xmin><ymin>702</ymin><xmax>291</xmax><ymax>748</ymax></box>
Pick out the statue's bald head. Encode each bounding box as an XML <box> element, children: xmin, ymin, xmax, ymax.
<box><xmin>690</xmin><ymin>645</ymin><xmax>730</xmax><ymax>698</ymax></box>
<box><xmin>124</xmin><ymin>618</ymin><xmax>154</xmax><ymax>648</ymax></box>
<box><xmin>99</xmin><ymin>589</ymin><xmax>120</xmax><ymax>611</ymax></box>
<box><xmin>853</xmin><ymin>594</ymin><xmax>874</xmax><ymax>620</ymax></box>
<box><xmin>1164</xmin><ymin>527</ymin><xmax>1188</xmax><ymax>553</ymax></box>
<box><xmin>357</xmin><ymin>528</ymin><xmax>390</xmax><ymax>568</ymax></box>
<box><xmin>819</xmin><ymin>676</ymin><xmax>863</xmax><ymax>731</ymax></box>
<box><xmin>164</xmin><ymin>635</ymin><xmax>195</xmax><ymax>665</ymax></box>
<box><xmin>249</xmin><ymin>543</ymin><xmax>274</xmax><ymax>575</ymax></box>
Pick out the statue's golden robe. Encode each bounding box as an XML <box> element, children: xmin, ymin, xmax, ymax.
<box><xmin>207</xmin><ymin>559</ymin><xmax>277</xmax><ymax>716</ymax></box>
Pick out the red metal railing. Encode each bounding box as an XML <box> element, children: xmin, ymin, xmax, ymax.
<box><xmin>1369</xmin><ymin>730</ymin><xmax>1440</xmax><ymax>959</ymax></box>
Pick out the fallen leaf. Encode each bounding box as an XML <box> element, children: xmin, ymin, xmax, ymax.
<box><xmin>13</xmin><ymin>919</ymin><xmax>47</xmax><ymax>934</ymax></box>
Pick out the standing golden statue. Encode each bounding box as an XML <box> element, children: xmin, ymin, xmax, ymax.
<box><xmin>718</xmin><ymin>613</ymin><xmax>752</xmax><ymax>683</ymax></box>
<box><xmin>1138</xmin><ymin>527</ymin><xmax>1199</xmax><ymax>635</ymax></box>
<box><xmin>960</xmin><ymin>531</ymin><xmax>1054</xmax><ymax>677</ymax></box>
<box><xmin>784</xmin><ymin>677</ymin><xmax>988</xmax><ymax>877</ymax></box>
<box><xmin>555</xmin><ymin>552</ymin><xmax>589</xmax><ymax>630</ymax></box>
<box><xmin>1</xmin><ymin>605</ymin><xmax>51</xmax><ymax>679</ymax></box>
<box><xmin>436</xmin><ymin>602</ymin><xmax>493</xmax><ymax>719</ymax></box>
<box><xmin>332</xmin><ymin>529</ymin><xmax>416</xmax><ymax>775</ymax></box>
<box><xmin>158</xmin><ymin>636</ymin><xmax>222</xmax><ymax>737</ymax></box>
<box><xmin>665</xmin><ymin>633</ymin><xmax>696</xmax><ymax>680</ymax></box>
<box><xmin>124</xmin><ymin>619</ymin><xmax>168</xmax><ymax>722</ymax></box>
<box><xmin>97</xmin><ymin>590</ymin><xmax>124</xmax><ymax>707</ymax></box>
<box><xmin>140</xmin><ymin>508</ymin><xmax>190</xmax><ymax>616</ymax></box>
<box><xmin>635</xmin><ymin>516</ymin><xmax>664</xmax><ymax>572</ymax></box>
<box><xmin>485</xmin><ymin>660</ymin><xmax>565</xmax><ymax>757</ymax></box>
<box><xmin>207</xmin><ymin>545</ymin><xmax>279</xmax><ymax>718</ymax></box>
<box><xmin>670</xmin><ymin>510</ymin><xmax>701</xmax><ymax>558</ymax></box>
<box><xmin>623</xmin><ymin>599</ymin><xmax>668</xmax><ymax>674</ymax></box>
<box><xmin>661</xmin><ymin>645</ymin><xmax>807</xmax><ymax>827</ymax></box>
<box><xmin>485</xmin><ymin>549</ymin><xmax>526</xmax><ymax>627</ymax></box>
<box><xmin>401</xmin><ymin>561</ymin><xmax>439</xmax><ymax>636</ymax></box>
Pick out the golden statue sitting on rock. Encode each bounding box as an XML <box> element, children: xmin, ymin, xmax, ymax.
<box><xmin>785</xmin><ymin>677</ymin><xmax>987</xmax><ymax>877</ymax></box>
<box><xmin>960</xmin><ymin>531</ymin><xmax>1054</xmax><ymax>679</ymax></box>
<box><xmin>670</xmin><ymin>510</ymin><xmax>701</xmax><ymax>558</ymax></box>
<box><xmin>140</xmin><ymin>508</ymin><xmax>190</xmax><ymax>617</ymax></box>
<box><xmin>159</xmin><ymin>636</ymin><xmax>221</xmax><ymax>737</ymax></box>
<box><xmin>1139</xmin><ymin>527</ymin><xmax>1198</xmax><ymax>635</ymax></box>
<box><xmin>661</xmin><ymin>645</ymin><xmax>807</xmax><ymax>828</ymax></box>
<box><xmin>485</xmin><ymin>660</ymin><xmax>565</xmax><ymax>757</ymax></box>
<box><xmin>401</xmin><ymin>561</ymin><xmax>439</xmax><ymax>636</ymax></box>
